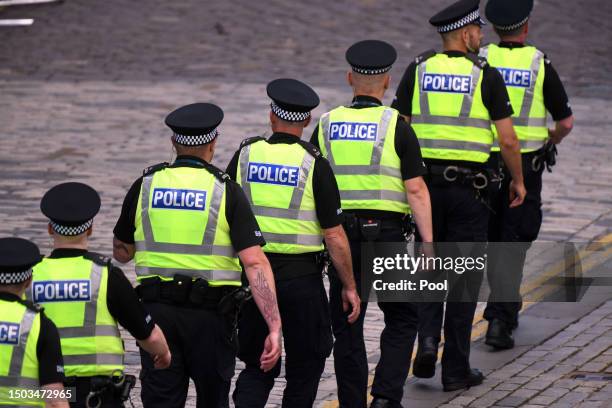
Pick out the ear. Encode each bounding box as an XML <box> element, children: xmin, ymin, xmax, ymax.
<box><xmin>347</xmin><ymin>71</ymin><xmax>353</xmax><ymax>87</ymax></box>
<box><xmin>383</xmin><ymin>74</ymin><xmax>390</xmax><ymax>90</ymax></box>
<box><xmin>524</xmin><ymin>21</ymin><xmax>529</xmax><ymax>35</ymax></box>
<box><xmin>303</xmin><ymin>116</ymin><xmax>312</xmax><ymax>128</ymax></box>
<box><xmin>47</xmin><ymin>223</ymin><xmax>53</xmax><ymax>236</ymax></box>
<box><xmin>86</xmin><ymin>226</ymin><xmax>93</xmax><ymax>237</ymax></box>
<box><xmin>462</xmin><ymin>27</ymin><xmax>470</xmax><ymax>43</ymax></box>
<box><xmin>22</xmin><ymin>276</ymin><xmax>33</xmax><ymax>291</ymax></box>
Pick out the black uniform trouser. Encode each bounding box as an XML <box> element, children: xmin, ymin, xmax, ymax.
<box><xmin>233</xmin><ymin>260</ymin><xmax>333</xmax><ymax>408</ymax></box>
<box><xmin>69</xmin><ymin>377</ymin><xmax>123</xmax><ymax>407</ymax></box>
<box><xmin>416</xmin><ymin>182</ymin><xmax>488</xmax><ymax>379</ymax></box>
<box><xmin>484</xmin><ymin>152</ymin><xmax>544</xmax><ymax>328</ymax></box>
<box><xmin>330</xmin><ymin>223</ymin><xmax>418</xmax><ymax>407</ymax></box>
<box><xmin>140</xmin><ymin>302</ymin><xmax>236</xmax><ymax>408</ymax></box>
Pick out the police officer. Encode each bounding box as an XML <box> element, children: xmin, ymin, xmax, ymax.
<box><xmin>0</xmin><ymin>237</ymin><xmax>69</xmax><ymax>408</ymax></box>
<box><xmin>33</xmin><ymin>182</ymin><xmax>171</xmax><ymax>407</ymax></box>
<box><xmin>392</xmin><ymin>0</ymin><xmax>526</xmax><ymax>391</ymax></box>
<box><xmin>481</xmin><ymin>0</ymin><xmax>574</xmax><ymax>349</ymax></box>
<box><xmin>226</xmin><ymin>78</ymin><xmax>360</xmax><ymax>408</ymax></box>
<box><xmin>311</xmin><ymin>41</ymin><xmax>434</xmax><ymax>408</ymax></box>
<box><xmin>112</xmin><ymin>103</ymin><xmax>282</xmax><ymax>408</ymax></box>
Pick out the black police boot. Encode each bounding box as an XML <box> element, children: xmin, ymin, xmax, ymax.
<box><xmin>370</xmin><ymin>397</ymin><xmax>402</xmax><ymax>408</ymax></box>
<box><xmin>442</xmin><ymin>368</ymin><xmax>485</xmax><ymax>392</ymax></box>
<box><xmin>485</xmin><ymin>318</ymin><xmax>515</xmax><ymax>350</ymax></box>
<box><xmin>412</xmin><ymin>337</ymin><xmax>438</xmax><ymax>378</ymax></box>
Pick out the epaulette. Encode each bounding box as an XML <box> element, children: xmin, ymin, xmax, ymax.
<box><xmin>239</xmin><ymin>136</ymin><xmax>266</xmax><ymax>149</ymax></box>
<box><xmin>19</xmin><ymin>298</ymin><xmax>41</xmax><ymax>313</ymax></box>
<box><xmin>295</xmin><ymin>139</ymin><xmax>322</xmax><ymax>160</ymax></box>
<box><xmin>143</xmin><ymin>162</ymin><xmax>169</xmax><ymax>177</ymax></box>
<box><xmin>464</xmin><ymin>53</ymin><xmax>488</xmax><ymax>69</ymax></box>
<box><xmin>84</xmin><ymin>251</ymin><xmax>112</xmax><ymax>268</ymax></box>
<box><xmin>207</xmin><ymin>165</ymin><xmax>232</xmax><ymax>183</ymax></box>
<box><xmin>415</xmin><ymin>49</ymin><xmax>437</xmax><ymax>65</ymax></box>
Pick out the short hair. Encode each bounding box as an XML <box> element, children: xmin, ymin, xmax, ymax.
<box><xmin>494</xmin><ymin>24</ymin><xmax>526</xmax><ymax>38</ymax></box>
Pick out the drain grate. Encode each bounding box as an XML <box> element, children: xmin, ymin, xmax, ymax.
<box><xmin>568</xmin><ymin>372</ymin><xmax>612</xmax><ymax>382</ymax></box>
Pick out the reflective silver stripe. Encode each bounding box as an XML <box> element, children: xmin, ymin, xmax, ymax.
<box><xmin>512</xmin><ymin>117</ymin><xmax>547</xmax><ymax>127</ymax></box>
<box><xmin>262</xmin><ymin>232</ymin><xmax>323</xmax><ymax>246</ymax></box>
<box><xmin>418</xmin><ymin>61</ymin><xmax>431</xmax><ymax>115</ymax></box>
<box><xmin>8</xmin><ymin>309</ymin><xmax>36</xmax><ymax>377</ymax></box>
<box><xmin>320</xmin><ymin>113</ymin><xmax>335</xmax><ymax>166</ymax></box>
<box><xmin>418</xmin><ymin>138</ymin><xmax>491</xmax><ymax>153</ymax></box>
<box><xmin>332</xmin><ymin>164</ymin><xmax>400</xmax><ymax>177</ymax></box>
<box><xmin>340</xmin><ymin>190</ymin><xmax>406</xmax><ymax>202</ymax></box>
<box><xmin>411</xmin><ymin>114</ymin><xmax>491</xmax><ymax>129</ymax></box>
<box><xmin>369</xmin><ymin>108</ymin><xmax>394</xmax><ymax>166</ymax></box>
<box><xmin>136</xmin><ymin>267</ymin><xmax>242</xmax><ymax>282</ymax></box>
<box><xmin>239</xmin><ymin>144</ymin><xmax>254</xmax><ymax>201</ymax></box>
<box><xmin>0</xmin><ymin>376</ymin><xmax>39</xmax><ymax>388</ymax></box>
<box><xmin>134</xmin><ymin>241</ymin><xmax>235</xmax><ymax>257</ymax></box>
<box><xmin>288</xmin><ymin>151</ymin><xmax>315</xmax><ymax>211</ymax></box>
<box><xmin>138</xmin><ymin>173</ymin><xmax>236</xmax><ymax>266</ymax></box>
<box><xmin>57</xmin><ymin>325</ymin><xmax>121</xmax><ymax>338</ymax></box>
<box><xmin>459</xmin><ymin>63</ymin><xmax>482</xmax><ymax>118</ymax></box>
<box><xmin>63</xmin><ymin>353</ymin><xmax>124</xmax><ymax>366</ymax></box>
<box><xmin>492</xmin><ymin>139</ymin><xmax>546</xmax><ymax>150</ymax></box>
<box><xmin>83</xmin><ymin>262</ymin><xmax>102</xmax><ymax>334</ymax></box>
<box><xmin>518</xmin><ymin>50</ymin><xmax>545</xmax><ymax>125</ymax></box>
<box><xmin>251</xmin><ymin>206</ymin><xmax>318</xmax><ymax>221</ymax></box>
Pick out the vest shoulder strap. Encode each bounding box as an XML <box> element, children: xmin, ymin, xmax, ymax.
<box><xmin>143</xmin><ymin>162</ymin><xmax>169</xmax><ymax>177</ymax></box>
<box><xmin>240</xmin><ymin>136</ymin><xmax>266</xmax><ymax>149</ymax></box>
<box><xmin>16</xmin><ymin>298</ymin><xmax>41</xmax><ymax>313</ymax></box>
<box><xmin>206</xmin><ymin>164</ymin><xmax>232</xmax><ymax>183</ymax></box>
<box><xmin>464</xmin><ymin>52</ymin><xmax>488</xmax><ymax>69</ymax></box>
<box><xmin>415</xmin><ymin>49</ymin><xmax>437</xmax><ymax>65</ymax></box>
<box><xmin>83</xmin><ymin>251</ymin><xmax>112</xmax><ymax>268</ymax></box>
<box><xmin>294</xmin><ymin>139</ymin><xmax>322</xmax><ymax>160</ymax></box>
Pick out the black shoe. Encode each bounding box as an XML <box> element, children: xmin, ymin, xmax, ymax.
<box><xmin>485</xmin><ymin>319</ymin><xmax>515</xmax><ymax>350</ymax></box>
<box><xmin>370</xmin><ymin>397</ymin><xmax>402</xmax><ymax>408</ymax></box>
<box><xmin>413</xmin><ymin>337</ymin><xmax>438</xmax><ymax>378</ymax></box>
<box><xmin>442</xmin><ymin>368</ymin><xmax>484</xmax><ymax>392</ymax></box>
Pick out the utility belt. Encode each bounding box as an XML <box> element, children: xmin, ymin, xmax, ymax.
<box><xmin>64</xmin><ymin>372</ymin><xmax>135</xmax><ymax>408</ymax></box>
<box><xmin>265</xmin><ymin>252</ymin><xmax>324</xmax><ymax>282</ymax></box>
<box><xmin>136</xmin><ymin>275</ymin><xmax>235</xmax><ymax>309</ymax></box>
<box><xmin>426</xmin><ymin>164</ymin><xmax>497</xmax><ymax>190</ymax></box>
<box><xmin>342</xmin><ymin>212</ymin><xmax>413</xmax><ymax>242</ymax></box>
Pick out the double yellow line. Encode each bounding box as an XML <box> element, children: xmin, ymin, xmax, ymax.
<box><xmin>322</xmin><ymin>235</ymin><xmax>612</xmax><ymax>407</ymax></box>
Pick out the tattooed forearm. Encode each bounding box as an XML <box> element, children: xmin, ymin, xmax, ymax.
<box><xmin>250</xmin><ymin>267</ymin><xmax>280</xmax><ymax>325</ymax></box>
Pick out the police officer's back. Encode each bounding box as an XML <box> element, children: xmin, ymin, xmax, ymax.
<box><xmin>226</xmin><ymin>78</ymin><xmax>360</xmax><ymax>408</ymax></box>
<box><xmin>32</xmin><ymin>182</ymin><xmax>171</xmax><ymax>408</ymax></box>
<box><xmin>311</xmin><ymin>40</ymin><xmax>434</xmax><ymax>408</ymax></box>
<box><xmin>0</xmin><ymin>237</ymin><xmax>69</xmax><ymax>408</ymax></box>
<box><xmin>392</xmin><ymin>0</ymin><xmax>527</xmax><ymax>392</ymax></box>
<box><xmin>113</xmin><ymin>103</ymin><xmax>282</xmax><ymax>408</ymax></box>
<box><xmin>480</xmin><ymin>0</ymin><xmax>574</xmax><ymax>349</ymax></box>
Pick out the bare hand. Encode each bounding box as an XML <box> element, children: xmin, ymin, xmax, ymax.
<box><xmin>260</xmin><ymin>331</ymin><xmax>282</xmax><ymax>372</ymax></box>
<box><xmin>509</xmin><ymin>179</ymin><xmax>526</xmax><ymax>208</ymax></box>
<box><xmin>548</xmin><ymin>129</ymin><xmax>564</xmax><ymax>145</ymax></box>
<box><xmin>341</xmin><ymin>287</ymin><xmax>361</xmax><ymax>324</ymax></box>
<box><xmin>153</xmin><ymin>350</ymin><xmax>171</xmax><ymax>369</ymax></box>
<box><xmin>416</xmin><ymin>242</ymin><xmax>436</xmax><ymax>273</ymax></box>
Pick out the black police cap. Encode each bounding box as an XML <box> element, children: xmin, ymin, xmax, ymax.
<box><xmin>267</xmin><ymin>78</ymin><xmax>320</xmax><ymax>122</ymax></box>
<box><xmin>485</xmin><ymin>0</ymin><xmax>533</xmax><ymax>31</ymax></box>
<box><xmin>345</xmin><ymin>40</ymin><xmax>397</xmax><ymax>75</ymax></box>
<box><xmin>41</xmin><ymin>182</ymin><xmax>100</xmax><ymax>236</ymax></box>
<box><xmin>430</xmin><ymin>0</ymin><xmax>486</xmax><ymax>33</ymax></box>
<box><xmin>165</xmin><ymin>103</ymin><xmax>224</xmax><ymax>146</ymax></box>
<box><xmin>0</xmin><ymin>237</ymin><xmax>41</xmax><ymax>284</ymax></box>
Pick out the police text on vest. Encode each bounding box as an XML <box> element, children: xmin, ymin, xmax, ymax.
<box><xmin>247</xmin><ymin>162</ymin><xmax>299</xmax><ymax>187</ymax></box>
<box><xmin>152</xmin><ymin>188</ymin><xmax>207</xmax><ymax>211</ymax></box>
<box><xmin>33</xmin><ymin>280</ymin><xmax>92</xmax><ymax>303</ymax></box>
<box><xmin>0</xmin><ymin>322</ymin><xmax>20</xmax><ymax>345</ymax></box>
<box><xmin>497</xmin><ymin>68</ymin><xmax>532</xmax><ymax>88</ymax></box>
<box><xmin>422</xmin><ymin>73</ymin><xmax>472</xmax><ymax>94</ymax></box>
<box><xmin>329</xmin><ymin>122</ymin><xmax>378</xmax><ymax>141</ymax></box>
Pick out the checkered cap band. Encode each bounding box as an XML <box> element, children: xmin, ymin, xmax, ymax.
<box><xmin>173</xmin><ymin>129</ymin><xmax>218</xmax><ymax>146</ymax></box>
<box><xmin>270</xmin><ymin>102</ymin><xmax>311</xmax><ymax>122</ymax></box>
<box><xmin>351</xmin><ymin>65</ymin><xmax>392</xmax><ymax>75</ymax></box>
<box><xmin>495</xmin><ymin>16</ymin><xmax>529</xmax><ymax>31</ymax></box>
<box><xmin>0</xmin><ymin>268</ymin><xmax>33</xmax><ymax>285</ymax></box>
<box><xmin>51</xmin><ymin>219</ymin><xmax>93</xmax><ymax>236</ymax></box>
<box><xmin>438</xmin><ymin>10</ymin><xmax>481</xmax><ymax>33</ymax></box>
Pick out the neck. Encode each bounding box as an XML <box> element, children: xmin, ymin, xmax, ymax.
<box><xmin>443</xmin><ymin>41</ymin><xmax>468</xmax><ymax>53</ymax></box>
<box><xmin>352</xmin><ymin>89</ymin><xmax>385</xmax><ymax>102</ymax></box>
<box><xmin>271</xmin><ymin>126</ymin><xmax>303</xmax><ymax>138</ymax></box>
<box><xmin>0</xmin><ymin>286</ymin><xmax>24</xmax><ymax>297</ymax></box>
<box><xmin>53</xmin><ymin>237</ymin><xmax>88</xmax><ymax>251</ymax></box>
<box><xmin>500</xmin><ymin>35</ymin><xmax>525</xmax><ymax>44</ymax></box>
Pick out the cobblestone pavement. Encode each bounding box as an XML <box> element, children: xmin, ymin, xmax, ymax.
<box><xmin>442</xmin><ymin>300</ymin><xmax>612</xmax><ymax>408</ymax></box>
<box><xmin>1</xmin><ymin>1</ymin><xmax>611</xmax><ymax>407</ymax></box>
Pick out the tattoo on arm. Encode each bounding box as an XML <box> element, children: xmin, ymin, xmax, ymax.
<box><xmin>251</xmin><ymin>267</ymin><xmax>280</xmax><ymax>324</ymax></box>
